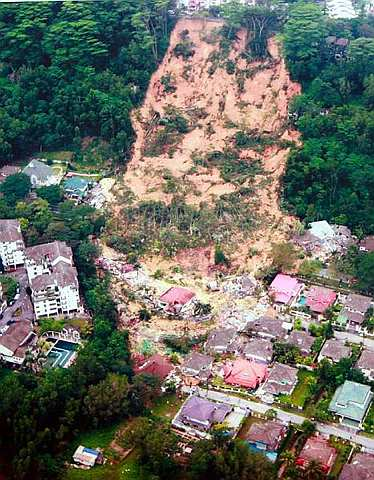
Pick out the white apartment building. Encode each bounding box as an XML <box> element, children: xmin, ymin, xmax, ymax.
<box><xmin>25</xmin><ymin>241</ymin><xmax>82</xmax><ymax>319</ymax></box>
<box><xmin>177</xmin><ymin>0</ymin><xmax>255</xmax><ymax>13</ymax></box>
<box><xmin>0</xmin><ymin>219</ymin><xmax>25</xmax><ymax>271</ymax></box>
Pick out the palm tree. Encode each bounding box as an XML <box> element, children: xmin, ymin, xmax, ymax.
<box><xmin>280</xmin><ymin>450</ymin><xmax>296</xmax><ymax>470</ymax></box>
<box><xmin>302</xmin><ymin>460</ymin><xmax>325</xmax><ymax>480</ymax></box>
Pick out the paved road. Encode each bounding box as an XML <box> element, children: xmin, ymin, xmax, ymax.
<box><xmin>0</xmin><ymin>268</ymin><xmax>35</xmax><ymax>328</ymax></box>
<box><xmin>186</xmin><ymin>387</ymin><xmax>374</xmax><ymax>451</ymax></box>
<box><xmin>334</xmin><ymin>330</ymin><xmax>374</xmax><ymax>350</ymax></box>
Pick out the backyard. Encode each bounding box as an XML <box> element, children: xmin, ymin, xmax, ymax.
<box><xmin>279</xmin><ymin>369</ymin><xmax>317</xmax><ymax>409</ymax></box>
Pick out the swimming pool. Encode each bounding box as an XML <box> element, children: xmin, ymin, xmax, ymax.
<box><xmin>45</xmin><ymin>339</ymin><xmax>77</xmax><ymax>368</ymax></box>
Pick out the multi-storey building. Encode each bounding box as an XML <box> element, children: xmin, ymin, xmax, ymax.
<box><xmin>177</xmin><ymin>0</ymin><xmax>255</xmax><ymax>13</ymax></box>
<box><xmin>0</xmin><ymin>219</ymin><xmax>25</xmax><ymax>271</ymax></box>
<box><xmin>25</xmin><ymin>241</ymin><xmax>82</xmax><ymax>319</ymax></box>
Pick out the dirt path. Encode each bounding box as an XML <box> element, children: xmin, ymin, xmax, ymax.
<box><xmin>115</xmin><ymin>17</ymin><xmax>301</xmax><ymax>274</ymax></box>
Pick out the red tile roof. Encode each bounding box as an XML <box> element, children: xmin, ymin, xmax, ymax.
<box><xmin>159</xmin><ymin>287</ymin><xmax>195</xmax><ymax>307</ymax></box>
<box><xmin>134</xmin><ymin>353</ymin><xmax>173</xmax><ymax>380</ymax></box>
<box><xmin>296</xmin><ymin>436</ymin><xmax>337</xmax><ymax>473</ymax></box>
<box><xmin>223</xmin><ymin>358</ymin><xmax>268</xmax><ymax>389</ymax></box>
<box><xmin>306</xmin><ymin>286</ymin><xmax>337</xmax><ymax>313</ymax></box>
<box><xmin>269</xmin><ymin>274</ymin><xmax>302</xmax><ymax>305</ymax></box>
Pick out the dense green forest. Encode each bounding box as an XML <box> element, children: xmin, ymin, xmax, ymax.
<box><xmin>283</xmin><ymin>3</ymin><xmax>374</xmax><ymax>234</ymax></box>
<box><xmin>0</xmin><ymin>0</ymin><xmax>173</xmax><ymax>165</ymax></box>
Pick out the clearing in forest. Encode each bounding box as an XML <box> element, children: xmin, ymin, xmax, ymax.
<box><xmin>112</xmin><ymin>17</ymin><xmax>301</xmax><ymax>274</ymax></box>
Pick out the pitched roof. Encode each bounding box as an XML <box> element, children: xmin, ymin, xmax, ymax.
<box><xmin>134</xmin><ymin>353</ymin><xmax>173</xmax><ymax>380</ymax></box>
<box><xmin>0</xmin><ymin>219</ymin><xmax>23</xmax><ymax>243</ymax></box>
<box><xmin>180</xmin><ymin>396</ymin><xmax>231</xmax><ymax>426</ymax></box>
<box><xmin>339</xmin><ymin>452</ymin><xmax>374</xmax><ymax>480</ymax></box>
<box><xmin>320</xmin><ymin>339</ymin><xmax>351</xmax><ymax>362</ymax></box>
<box><xmin>0</xmin><ymin>165</ymin><xmax>21</xmax><ymax>182</ymax></box>
<box><xmin>0</xmin><ymin>320</ymin><xmax>33</xmax><ymax>355</ymax></box>
<box><xmin>263</xmin><ymin>363</ymin><xmax>298</xmax><ymax>395</ymax></box>
<box><xmin>205</xmin><ymin>328</ymin><xmax>236</xmax><ymax>352</ymax></box>
<box><xmin>243</xmin><ymin>338</ymin><xmax>273</xmax><ymax>362</ymax></box>
<box><xmin>26</xmin><ymin>240</ymin><xmax>72</xmax><ymax>264</ymax></box>
<box><xmin>306</xmin><ymin>286</ymin><xmax>337</xmax><ymax>313</ymax></box>
<box><xmin>269</xmin><ymin>274</ymin><xmax>302</xmax><ymax>304</ymax></box>
<box><xmin>64</xmin><ymin>177</ymin><xmax>90</xmax><ymax>197</ymax></box>
<box><xmin>223</xmin><ymin>358</ymin><xmax>268</xmax><ymax>389</ymax></box>
<box><xmin>309</xmin><ymin>220</ymin><xmax>335</xmax><ymax>240</ymax></box>
<box><xmin>245</xmin><ymin>421</ymin><xmax>286</xmax><ymax>451</ymax></box>
<box><xmin>159</xmin><ymin>287</ymin><xmax>195</xmax><ymax>307</ymax></box>
<box><xmin>182</xmin><ymin>352</ymin><xmax>213</xmax><ymax>373</ymax></box>
<box><xmin>288</xmin><ymin>330</ymin><xmax>314</xmax><ymax>354</ymax></box>
<box><xmin>297</xmin><ymin>436</ymin><xmax>337</xmax><ymax>472</ymax></box>
<box><xmin>344</xmin><ymin>294</ymin><xmax>372</xmax><ymax>314</ymax></box>
<box><xmin>357</xmin><ymin>349</ymin><xmax>374</xmax><ymax>371</ymax></box>
<box><xmin>248</xmin><ymin>316</ymin><xmax>287</xmax><ymax>339</ymax></box>
<box><xmin>329</xmin><ymin>380</ymin><xmax>373</xmax><ymax>422</ymax></box>
<box><xmin>30</xmin><ymin>262</ymin><xmax>78</xmax><ymax>291</ymax></box>
<box><xmin>23</xmin><ymin>159</ymin><xmax>54</xmax><ymax>182</ymax></box>
<box><xmin>338</xmin><ymin>308</ymin><xmax>365</xmax><ymax>326</ymax></box>
<box><xmin>360</xmin><ymin>236</ymin><xmax>374</xmax><ymax>252</ymax></box>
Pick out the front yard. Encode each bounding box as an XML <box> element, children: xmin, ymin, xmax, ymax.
<box><xmin>279</xmin><ymin>369</ymin><xmax>317</xmax><ymax>409</ymax></box>
<box><xmin>363</xmin><ymin>403</ymin><xmax>374</xmax><ymax>437</ymax></box>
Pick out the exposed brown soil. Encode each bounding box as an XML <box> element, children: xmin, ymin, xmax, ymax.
<box><xmin>115</xmin><ymin>17</ymin><xmax>301</xmax><ymax>274</ymax></box>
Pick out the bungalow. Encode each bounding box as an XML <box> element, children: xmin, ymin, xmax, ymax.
<box><xmin>73</xmin><ymin>446</ymin><xmax>103</xmax><ymax>468</ymax></box>
<box><xmin>0</xmin><ymin>165</ymin><xmax>21</xmax><ymax>183</ymax></box>
<box><xmin>260</xmin><ymin>363</ymin><xmax>298</xmax><ymax>401</ymax></box>
<box><xmin>0</xmin><ymin>219</ymin><xmax>25</xmax><ymax>271</ymax></box>
<box><xmin>339</xmin><ymin>452</ymin><xmax>374</xmax><ymax>480</ymax></box>
<box><xmin>356</xmin><ymin>349</ymin><xmax>374</xmax><ymax>381</ymax></box>
<box><xmin>338</xmin><ymin>293</ymin><xmax>372</xmax><ymax>332</ymax></box>
<box><xmin>23</xmin><ymin>159</ymin><xmax>59</xmax><ymax>187</ymax></box>
<box><xmin>63</xmin><ymin>176</ymin><xmax>90</xmax><ymax>202</ymax></box>
<box><xmin>359</xmin><ymin>235</ymin><xmax>374</xmax><ymax>253</ymax></box>
<box><xmin>269</xmin><ymin>274</ymin><xmax>303</xmax><ymax>308</ymax></box>
<box><xmin>223</xmin><ymin>358</ymin><xmax>268</xmax><ymax>390</ymax></box>
<box><xmin>134</xmin><ymin>353</ymin><xmax>174</xmax><ymax>380</ymax></box>
<box><xmin>174</xmin><ymin>395</ymin><xmax>232</xmax><ymax>432</ymax></box>
<box><xmin>329</xmin><ymin>380</ymin><xmax>373</xmax><ymax>429</ymax></box>
<box><xmin>318</xmin><ymin>339</ymin><xmax>351</xmax><ymax>363</ymax></box>
<box><xmin>242</xmin><ymin>338</ymin><xmax>273</xmax><ymax>364</ymax></box>
<box><xmin>296</xmin><ymin>435</ymin><xmax>337</xmax><ymax>474</ymax></box>
<box><xmin>287</xmin><ymin>330</ymin><xmax>315</xmax><ymax>357</ymax></box>
<box><xmin>158</xmin><ymin>286</ymin><xmax>195</xmax><ymax>315</ymax></box>
<box><xmin>181</xmin><ymin>351</ymin><xmax>213</xmax><ymax>385</ymax></box>
<box><xmin>305</xmin><ymin>286</ymin><xmax>337</xmax><ymax>317</ymax></box>
<box><xmin>205</xmin><ymin>328</ymin><xmax>236</xmax><ymax>355</ymax></box>
<box><xmin>245</xmin><ymin>420</ymin><xmax>287</xmax><ymax>462</ymax></box>
<box><xmin>246</xmin><ymin>316</ymin><xmax>289</xmax><ymax>341</ymax></box>
<box><xmin>0</xmin><ymin>320</ymin><xmax>37</xmax><ymax>365</ymax></box>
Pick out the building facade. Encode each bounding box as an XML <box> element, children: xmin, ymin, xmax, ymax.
<box><xmin>0</xmin><ymin>219</ymin><xmax>25</xmax><ymax>271</ymax></box>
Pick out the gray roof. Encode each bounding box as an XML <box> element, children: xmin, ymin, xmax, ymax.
<box><xmin>31</xmin><ymin>262</ymin><xmax>78</xmax><ymax>291</ymax></box>
<box><xmin>247</xmin><ymin>316</ymin><xmax>287</xmax><ymax>340</ymax></box>
<box><xmin>344</xmin><ymin>294</ymin><xmax>372</xmax><ymax>314</ymax></box>
<box><xmin>357</xmin><ymin>349</ymin><xmax>374</xmax><ymax>372</ymax></box>
<box><xmin>320</xmin><ymin>339</ymin><xmax>351</xmax><ymax>362</ymax></box>
<box><xmin>182</xmin><ymin>352</ymin><xmax>213</xmax><ymax>374</ymax></box>
<box><xmin>263</xmin><ymin>363</ymin><xmax>298</xmax><ymax>395</ymax></box>
<box><xmin>26</xmin><ymin>241</ymin><xmax>72</xmax><ymax>264</ymax></box>
<box><xmin>245</xmin><ymin>420</ymin><xmax>286</xmax><ymax>450</ymax></box>
<box><xmin>243</xmin><ymin>338</ymin><xmax>273</xmax><ymax>362</ymax></box>
<box><xmin>179</xmin><ymin>396</ymin><xmax>231</xmax><ymax>428</ymax></box>
<box><xmin>288</xmin><ymin>330</ymin><xmax>314</xmax><ymax>355</ymax></box>
<box><xmin>329</xmin><ymin>380</ymin><xmax>373</xmax><ymax>423</ymax></box>
<box><xmin>338</xmin><ymin>308</ymin><xmax>365</xmax><ymax>326</ymax></box>
<box><xmin>0</xmin><ymin>320</ymin><xmax>33</xmax><ymax>355</ymax></box>
<box><xmin>23</xmin><ymin>159</ymin><xmax>54</xmax><ymax>183</ymax></box>
<box><xmin>205</xmin><ymin>328</ymin><xmax>236</xmax><ymax>352</ymax></box>
<box><xmin>339</xmin><ymin>452</ymin><xmax>374</xmax><ymax>480</ymax></box>
<box><xmin>0</xmin><ymin>165</ymin><xmax>21</xmax><ymax>181</ymax></box>
<box><xmin>0</xmin><ymin>219</ymin><xmax>23</xmax><ymax>243</ymax></box>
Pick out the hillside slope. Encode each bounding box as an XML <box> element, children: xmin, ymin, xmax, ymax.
<box><xmin>115</xmin><ymin>17</ymin><xmax>301</xmax><ymax>273</ymax></box>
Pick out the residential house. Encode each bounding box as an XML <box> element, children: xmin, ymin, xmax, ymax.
<box><xmin>318</xmin><ymin>339</ymin><xmax>351</xmax><ymax>363</ymax></box>
<box><xmin>134</xmin><ymin>353</ymin><xmax>174</xmax><ymax>380</ymax></box>
<box><xmin>0</xmin><ymin>320</ymin><xmax>36</xmax><ymax>365</ymax></box>
<box><xmin>205</xmin><ymin>328</ymin><xmax>236</xmax><ymax>354</ymax></box>
<box><xmin>0</xmin><ymin>165</ymin><xmax>20</xmax><ymax>183</ymax></box>
<box><xmin>339</xmin><ymin>452</ymin><xmax>374</xmax><ymax>480</ymax></box>
<box><xmin>223</xmin><ymin>358</ymin><xmax>268</xmax><ymax>389</ymax></box>
<box><xmin>309</xmin><ymin>220</ymin><xmax>336</xmax><ymax>241</ymax></box>
<box><xmin>23</xmin><ymin>159</ymin><xmax>59</xmax><ymax>187</ymax></box>
<box><xmin>329</xmin><ymin>380</ymin><xmax>373</xmax><ymax>429</ymax></box>
<box><xmin>245</xmin><ymin>420</ymin><xmax>288</xmax><ymax>462</ymax></box>
<box><xmin>296</xmin><ymin>435</ymin><xmax>337</xmax><ymax>473</ymax></box>
<box><xmin>177</xmin><ymin>0</ymin><xmax>255</xmax><ymax>14</ymax></box>
<box><xmin>158</xmin><ymin>286</ymin><xmax>195</xmax><ymax>315</ymax></box>
<box><xmin>0</xmin><ymin>219</ymin><xmax>25</xmax><ymax>271</ymax></box>
<box><xmin>242</xmin><ymin>338</ymin><xmax>273</xmax><ymax>364</ymax></box>
<box><xmin>174</xmin><ymin>395</ymin><xmax>232</xmax><ymax>432</ymax></box>
<box><xmin>359</xmin><ymin>236</ymin><xmax>374</xmax><ymax>253</ymax></box>
<box><xmin>287</xmin><ymin>330</ymin><xmax>315</xmax><ymax>357</ymax></box>
<box><xmin>73</xmin><ymin>446</ymin><xmax>104</xmax><ymax>468</ymax></box>
<box><xmin>246</xmin><ymin>316</ymin><xmax>289</xmax><ymax>341</ymax></box>
<box><xmin>222</xmin><ymin>274</ymin><xmax>256</xmax><ymax>298</ymax></box>
<box><xmin>305</xmin><ymin>286</ymin><xmax>337</xmax><ymax>318</ymax></box>
<box><xmin>260</xmin><ymin>362</ymin><xmax>298</xmax><ymax>401</ymax></box>
<box><xmin>25</xmin><ymin>241</ymin><xmax>82</xmax><ymax>319</ymax></box>
<box><xmin>356</xmin><ymin>349</ymin><xmax>374</xmax><ymax>382</ymax></box>
<box><xmin>269</xmin><ymin>274</ymin><xmax>303</xmax><ymax>308</ymax></box>
<box><xmin>0</xmin><ymin>282</ymin><xmax>7</xmax><ymax>315</ymax></box>
<box><xmin>338</xmin><ymin>293</ymin><xmax>372</xmax><ymax>332</ymax></box>
<box><xmin>181</xmin><ymin>351</ymin><xmax>213</xmax><ymax>385</ymax></box>
<box><xmin>63</xmin><ymin>176</ymin><xmax>90</xmax><ymax>202</ymax></box>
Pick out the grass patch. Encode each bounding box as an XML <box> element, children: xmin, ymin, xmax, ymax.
<box><xmin>40</xmin><ymin>150</ymin><xmax>73</xmax><ymax>162</ymax></box>
<box><xmin>279</xmin><ymin>369</ymin><xmax>316</xmax><ymax>408</ymax></box>
<box><xmin>363</xmin><ymin>403</ymin><xmax>374</xmax><ymax>436</ymax></box>
<box><xmin>148</xmin><ymin>393</ymin><xmax>183</xmax><ymax>419</ymax></box>
<box><xmin>63</xmin><ymin>456</ymin><xmax>150</xmax><ymax>480</ymax></box>
<box><xmin>329</xmin><ymin>437</ymin><xmax>352</xmax><ymax>478</ymax></box>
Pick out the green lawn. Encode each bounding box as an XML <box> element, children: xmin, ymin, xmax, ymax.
<box><xmin>40</xmin><ymin>150</ymin><xmax>73</xmax><ymax>162</ymax></box>
<box><xmin>148</xmin><ymin>393</ymin><xmax>183</xmax><ymax>419</ymax></box>
<box><xmin>363</xmin><ymin>403</ymin><xmax>374</xmax><ymax>436</ymax></box>
<box><xmin>280</xmin><ymin>369</ymin><xmax>317</xmax><ymax>408</ymax></box>
<box><xmin>64</xmin><ymin>456</ymin><xmax>151</xmax><ymax>480</ymax></box>
<box><xmin>329</xmin><ymin>438</ymin><xmax>352</xmax><ymax>478</ymax></box>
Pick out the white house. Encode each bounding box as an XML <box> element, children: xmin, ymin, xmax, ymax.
<box><xmin>25</xmin><ymin>241</ymin><xmax>82</xmax><ymax>319</ymax></box>
<box><xmin>23</xmin><ymin>159</ymin><xmax>59</xmax><ymax>188</ymax></box>
<box><xmin>0</xmin><ymin>219</ymin><xmax>25</xmax><ymax>271</ymax></box>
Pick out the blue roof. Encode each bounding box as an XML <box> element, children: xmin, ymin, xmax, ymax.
<box><xmin>83</xmin><ymin>447</ymin><xmax>99</xmax><ymax>456</ymax></box>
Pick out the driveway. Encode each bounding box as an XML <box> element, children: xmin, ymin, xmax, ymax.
<box><xmin>184</xmin><ymin>387</ymin><xmax>374</xmax><ymax>451</ymax></box>
<box><xmin>334</xmin><ymin>330</ymin><xmax>374</xmax><ymax>350</ymax></box>
<box><xmin>0</xmin><ymin>268</ymin><xmax>35</xmax><ymax>327</ymax></box>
